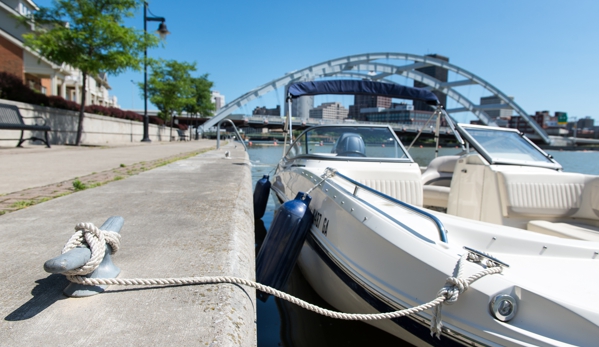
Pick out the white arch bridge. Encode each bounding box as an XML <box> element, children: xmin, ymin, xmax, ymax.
<box><xmin>201</xmin><ymin>53</ymin><xmax>550</xmax><ymax>144</ymax></box>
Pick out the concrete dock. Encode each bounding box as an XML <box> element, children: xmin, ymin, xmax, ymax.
<box><xmin>0</xmin><ymin>141</ymin><xmax>256</xmax><ymax>346</ymax></box>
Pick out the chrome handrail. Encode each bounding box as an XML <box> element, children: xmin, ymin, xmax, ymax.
<box><xmin>334</xmin><ymin>171</ymin><xmax>448</xmax><ymax>243</ymax></box>
<box><xmin>216</xmin><ymin>119</ymin><xmax>247</xmax><ymax>151</ymax></box>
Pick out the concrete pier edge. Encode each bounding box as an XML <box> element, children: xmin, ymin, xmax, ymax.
<box><xmin>0</xmin><ymin>143</ymin><xmax>257</xmax><ymax>346</ymax></box>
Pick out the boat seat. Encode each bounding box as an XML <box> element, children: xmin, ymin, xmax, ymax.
<box><xmin>335</xmin><ymin>133</ymin><xmax>366</xmax><ymax>157</ymax></box>
<box><xmin>494</xmin><ymin>171</ymin><xmax>599</xmax><ymax>232</ymax></box>
<box><xmin>421</xmin><ymin>155</ymin><xmax>459</xmax><ymax>186</ymax></box>
<box><xmin>421</xmin><ymin>156</ymin><xmax>459</xmax><ymax>209</ymax></box>
<box><xmin>497</xmin><ymin>170</ymin><xmax>586</xmax><ymax>218</ymax></box>
<box><xmin>571</xmin><ymin>176</ymin><xmax>599</xmax><ymax>220</ymax></box>
<box><xmin>423</xmin><ymin>185</ymin><xmax>450</xmax><ymax>208</ymax></box>
<box><xmin>345</xmin><ymin>164</ymin><xmax>423</xmax><ymax>207</ymax></box>
<box><xmin>359</xmin><ymin>178</ymin><xmax>423</xmax><ymax>207</ymax></box>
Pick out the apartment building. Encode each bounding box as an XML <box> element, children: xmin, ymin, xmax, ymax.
<box><xmin>0</xmin><ymin>0</ymin><xmax>118</xmax><ymax>107</ymax></box>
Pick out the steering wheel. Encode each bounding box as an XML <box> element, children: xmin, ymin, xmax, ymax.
<box><xmin>337</xmin><ymin>151</ymin><xmax>367</xmax><ymax>157</ymax></box>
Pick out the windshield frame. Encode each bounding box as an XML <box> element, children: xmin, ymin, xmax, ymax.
<box><xmin>283</xmin><ymin>124</ymin><xmax>415</xmax><ymax>163</ymax></box>
<box><xmin>456</xmin><ymin>123</ymin><xmax>562</xmax><ymax>170</ymax></box>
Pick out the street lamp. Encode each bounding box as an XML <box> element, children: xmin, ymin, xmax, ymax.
<box><xmin>142</xmin><ymin>1</ymin><xmax>170</xmax><ymax>142</ymax></box>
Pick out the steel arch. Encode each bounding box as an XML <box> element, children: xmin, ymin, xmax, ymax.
<box><xmin>202</xmin><ymin>53</ymin><xmax>549</xmax><ymax>143</ymax></box>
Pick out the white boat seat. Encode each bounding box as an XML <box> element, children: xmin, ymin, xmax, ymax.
<box><xmin>359</xmin><ymin>179</ymin><xmax>423</xmax><ymax>207</ymax></box>
<box><xmin>571</xmin><ymin>176</ymin><xmax>599</xmax><ymax>220</ymax></box>
<box><xmin>350</xmin><ymin>165</ymin><xmax>424</xmax><ymax>207</ymax></box>
<box><xmin>423</xmin><ymin>185</ymin><xmax>450</xmax><ymax>208</ymax></box>
<box><xmin>497</xmin><ymin>171</ymin><xmax>586</xmax><ymax>218</ymax></box>
<box><xmin>527</xmin><ymin>220</ymin><xmax>599</xmax><ymax>241</ymax></box>
<box><xmin>421</xmin><ymin>155</ymin><xmax>459</xmax><ymax>186</ymax></box>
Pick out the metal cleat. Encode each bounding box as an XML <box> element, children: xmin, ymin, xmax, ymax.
<box><xmin>44</xmin><ymin>216</ymin><xmax>124</xmax><ymax>297</ymax></box>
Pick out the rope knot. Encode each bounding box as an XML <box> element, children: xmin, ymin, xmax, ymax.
<box><xmin>61</xmin><ymin>222</ymin><xmax>121</xmax><ymax>277</ymax></box>
<box><xmin>437</xmin><ymin>276</ymin><xmax>469</xmax><ymax>305</ymax></box>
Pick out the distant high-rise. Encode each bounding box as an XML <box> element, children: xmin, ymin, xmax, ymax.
<box><xmin>292</xmin><ymin>96</ymin><xmax>314</xmax><ymax>120</ymax></box>
<box><xmin>310</xmin><ymin>102</ymin><xmax>349</xmax><ymax>120</ymax></box>
<box><xmin>413</xmin><ymin>54</ymin><xmax>448</xmax><ymax>111</ymax></box>
<box><xmin>480</xmin><ymin>95</ymin><xmax>514</xmax><ymax>126</ymax></box>
<box><xmin>211</xmin><ymin>91</ymin><xmax>225</xmax><ymax>111</ymax></box>
<box><xmin>480</xmin><ymin>95</ymin><xmax>513</xmax><ymax>120</ymax></box>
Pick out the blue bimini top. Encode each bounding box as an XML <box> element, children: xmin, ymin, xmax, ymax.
<box><xmin>287</xmin><ymin>79</ymin><xmax>439</xmax><ymax>105</ymax></box>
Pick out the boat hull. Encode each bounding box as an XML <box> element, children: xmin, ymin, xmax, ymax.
<box><xmin>272</xmin><ymin>165</ymin><xmax>599</xmax><ymax>347</ymax></box>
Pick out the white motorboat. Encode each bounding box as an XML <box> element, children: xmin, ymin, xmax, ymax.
<box><xmin>268</xmin><ymin>80</ymin><xmax>599</xmax><ymax>346</ymax></box>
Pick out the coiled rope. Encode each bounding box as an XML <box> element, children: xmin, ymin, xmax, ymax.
<box><xmin>62</xmin><ymin>223</ymin><xmax>503</xmax><ymax>338</ymax></box>
<box><xmin>61</xmin><ymin>222</ymin><xmax>120</xmax><ymax>281</ymax></box>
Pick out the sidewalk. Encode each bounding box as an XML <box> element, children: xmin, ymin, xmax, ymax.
<box><xmin>0</xmin><ymin>140</ymin><xmax>217</xmax><ymax>195</ymax></box>
<box><xmin>0</xmin><ymin>140</ymin><xmax>222</xmax><ymax>214</ymax></box>
<box><xmin>0</xmin><ymin>141</ymin><xmax>256</xmax><ymax>346</ymax></box>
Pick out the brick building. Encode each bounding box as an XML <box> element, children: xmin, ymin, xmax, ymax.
<box><xmin>0</xmin><ymin>0</ymin><xmax>118</xmax><ymax>107</ymax></box>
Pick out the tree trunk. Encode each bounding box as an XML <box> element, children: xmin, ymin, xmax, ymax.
<box><xmin>75</xmin><ymin>71</ymin><xmax>87</xmax><ymax>146</ymax></box>
<box><xmin>169</xmin><ymin>113</ymin><xmax>174</xmax><ymax>141</ymax></box>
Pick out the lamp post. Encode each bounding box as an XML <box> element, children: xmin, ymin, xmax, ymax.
<box><xmin>142</xmin><ymin>1</ymin><xmax>170</xmax><ymax>142</ymax></box>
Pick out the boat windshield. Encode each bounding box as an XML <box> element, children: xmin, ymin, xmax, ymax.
<box><xmin>458</xmin><ymin>124</ymin><xmax>561</xmax><ymax>169</ymax></box>
<box><xmin>285</xmin><ymin>126</ymin><xmax>411</xmax><ymax>161</ymax></box>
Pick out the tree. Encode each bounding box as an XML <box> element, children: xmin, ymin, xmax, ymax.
<box><xmin>143</xmin><ymin>59</ymin><xmax>196</xmax><ymax>121</ymax></box>
<box><xmin>185</xmin><ymin>75</ymin><xmax>215</xmax><ymax>117</ymax></box>
<box><xmin>21</xmin><ymin>0</ymin><xmax>159</xmax><ymax>146</ymax></box>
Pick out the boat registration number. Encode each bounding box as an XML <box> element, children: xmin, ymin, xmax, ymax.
<box><xmin>312</xmin><ymin>209</ymin><xmax>329</xmax><ymax>236</ymax></box>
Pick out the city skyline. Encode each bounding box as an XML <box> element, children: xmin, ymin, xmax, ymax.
<box><xmin>28</xmin><ymin>0</ymin><xmax>599</xmax><ymax>124</ymax></box>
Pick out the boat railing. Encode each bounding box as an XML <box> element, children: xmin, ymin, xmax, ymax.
<box><xmin>216</xmin><ymin>119</ymin><xmax>248</xmax><ymax>151</ymax></box>
<box><xmin>334</xmin><ymin>171</ymin><xmax>449</xmax><ymax>243</ymax></box>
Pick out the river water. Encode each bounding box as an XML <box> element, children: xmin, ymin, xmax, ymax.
<box><xmin>249</xmin><ymin>145</ymin><xmax>599</xmax><ymax>346</ymax></box>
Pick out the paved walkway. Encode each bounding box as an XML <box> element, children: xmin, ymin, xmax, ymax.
<box><xmin>0</xmin><ymin>141</ymin><xmax>222</xmax><ymax>214</ymax></box>
<box><xmin>0</xmin><ymin>140</ymin><xmax>217</xmax><ymax>195</ymax></box>
<box><xmin>0</xmin><ymin>140</ymin><xmax>256</xmax><ymax>346</ymax></box>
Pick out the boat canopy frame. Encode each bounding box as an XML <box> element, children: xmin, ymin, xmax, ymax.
<box><xmin>286</xmin><ymin>80</ymin><xmax>439</xmax><ymax>105</ymax></box>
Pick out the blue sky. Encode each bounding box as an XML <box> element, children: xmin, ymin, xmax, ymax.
<box><xmin>33</xmin><ymin>0</ymin><xmax>599</xmax><ymax>123</ymax></box>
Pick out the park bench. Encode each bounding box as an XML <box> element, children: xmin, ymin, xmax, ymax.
<box><xmin>0</xmin><ymin>103</ymin><xmax>51</xmax><ymax>148</ymax></box>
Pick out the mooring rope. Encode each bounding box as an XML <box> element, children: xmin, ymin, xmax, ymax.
<box><xmin>303</xmin><ymin>167</ymin><xmax>337</xmax><ymax>197</ymax></box>
<box><xmin>61</xmin><ymin>222</ymin><xmax>120</xmax><ymax>279</ymax></box>
<box><xmin>61</xmin><ymin>223</ymin><xmax>503</xmax><ymax>338</ymax></box>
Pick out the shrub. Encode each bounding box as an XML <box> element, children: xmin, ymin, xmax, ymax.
<box><xmin>124</xmin><ymin>111</ymin><xmax>143</xmax><ymax>121</ymax></box>
<box><xmin>85</xmin><ymin>104</ymin><xmax>108</xmax><ymax>115</ymax></box>
<box><xmin>0</xmin><ymin>71</ymin><xmax>48</xmax><ymax>105</ymax></box>
<box><xmin>48</xmin><ymin>95</ymin><xmax>79</xmax><ymax>111</ymax></box>
<box><xmin>0</xmin><ymin>71</ymin><xmax>146</xmax><ymax>124</ymax></box>
<box><xmin>108</xmin><ymin>107</ymin><xmax>124</xmax><ymax>119</ymax></box>
<box><xmin>149</xmin><ymin>116</ymin><xmax>165</xmax><ymax>125</ymax></box>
